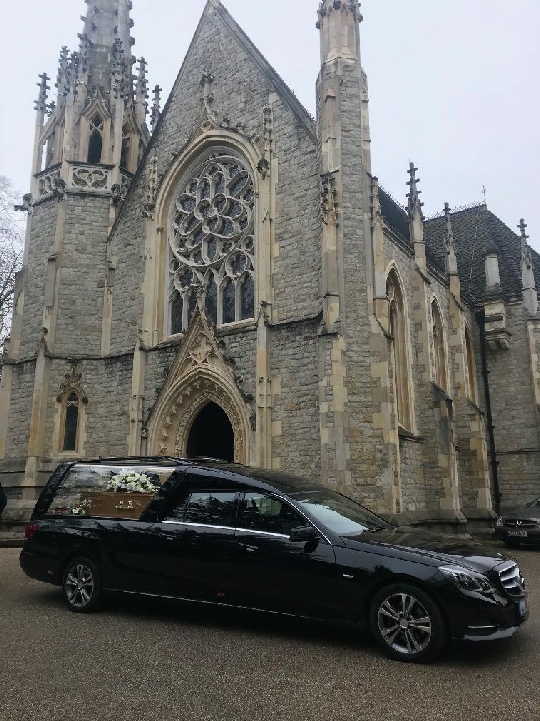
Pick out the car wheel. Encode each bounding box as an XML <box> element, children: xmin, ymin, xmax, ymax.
<box><xmin>62</xmin><ymin>557</ymin><xmax>102</xmax><ymax>613</ymax></box>
<box><xmin>370</xmin><ymin>583</ymin><xmax>447</xmax><ymax>663</ymax></box>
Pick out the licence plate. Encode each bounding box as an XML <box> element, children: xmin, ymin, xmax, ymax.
<box><xmin>508</xmin><ymin>530</ymin><xmax>528</xmax><ymax>537</ymax></box>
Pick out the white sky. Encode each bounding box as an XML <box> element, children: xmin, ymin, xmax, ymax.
<box><xmin>1</xmin><ymin>0</ymin><xmax>539</xmax><ymax>248</ymax></box>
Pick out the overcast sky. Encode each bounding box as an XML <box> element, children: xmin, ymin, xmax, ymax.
<box><xmin>1</xmin><ymin>0</ymin><xmax>539</xmax><ymax>248</ymax></box>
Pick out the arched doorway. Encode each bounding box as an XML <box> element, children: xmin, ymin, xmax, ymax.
<box><xmin>186</xmin><ymin>402</ymin><xmax>235</xmax><ymax>462</ymax></box>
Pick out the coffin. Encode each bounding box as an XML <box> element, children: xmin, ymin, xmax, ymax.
<box><xmin>81</xmin><ymin>491</ymin><xmax>155</xmax><ymax>519</ymax></box>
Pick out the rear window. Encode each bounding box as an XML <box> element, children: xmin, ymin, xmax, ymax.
<box><xmin>49</xmin><ymin>464</ymin><xmax>175</xmax><ymax>519</ymax></box>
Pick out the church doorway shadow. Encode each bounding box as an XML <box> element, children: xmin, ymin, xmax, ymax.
<box><xmin>186</xmin><ymin>402</ymin><xmax>235</xmax><ymax>462</ymax></box>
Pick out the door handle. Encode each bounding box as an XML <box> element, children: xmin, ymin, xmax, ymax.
<box><xmin>240</xmin><ymin>544</ymin><xmax>258</xmax><ymax>553</ymax></box>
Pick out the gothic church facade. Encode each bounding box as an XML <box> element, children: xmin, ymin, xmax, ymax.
<box><xmin>1</xmin><ymin>0</ymin><xmax>540</xmax><ymax>532</ymax></box>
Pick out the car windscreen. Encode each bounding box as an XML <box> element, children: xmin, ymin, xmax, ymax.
<box><xmin>290</xmin><ymin>489</ymin><xmax>393</xmax><ymax>535</ymax></box>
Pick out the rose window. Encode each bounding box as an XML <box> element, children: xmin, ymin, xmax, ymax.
<box><xmin>169</xmin><ymin>154</ymin><xmax>255</xmax><ymax>334</ymax></box>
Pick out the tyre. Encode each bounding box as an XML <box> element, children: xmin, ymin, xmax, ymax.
<box><xmin>62</xmin><ymin>557</ymin><xmax>102</xmax><ymax>613</ymax></box>
<box><xmin>370</xmin><ymin>583</ymin><xmax>447</xmax><ymax>663</ymax></box>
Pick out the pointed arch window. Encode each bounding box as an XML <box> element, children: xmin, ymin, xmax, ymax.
<box><xmin>432</xmin><ymin>301</ymin><xmax>448</xmax><ymax>392</ymax></box>
<box><xmin>464</xmin><ymin>326</ymin><xmax>478</xmax><ymax>403</ymax></box>
<box><xmin>56</xmin><ymin>366</ymin><xmax>88</xmax><ymax>455</ymax></box>
<box><xmin>62</xmin><ymin>393</ymin><xmax>80</xmax><ymax>452</ymax></box>
<box><xmin>168</xmin><ymin>152</ymin><xmax>255</xmax><ymax>334</ymax></box>
<box><xmin>87</xmin><ymin>114</ymin><xmax>104</xmax><ymax>164</ymax></box>
<box><xmin>120</xmin><ymin>124</ymin><xmax>136</xmax><ymax>172</ymax></box>
<box><xmin>387</xmin><ymin>271</ymin><xmax>413</xmax><ymax>430</ymax></box>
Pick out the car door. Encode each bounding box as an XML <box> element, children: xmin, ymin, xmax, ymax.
<box><xmin>234</xmin><ymin>491</ymin><xmax>338</xmax><ymax>619</ymax></box>
<box><xmin>147</xmin><ymin>474</ymin><xmax>239</xmax><ymax>603</ymax></box>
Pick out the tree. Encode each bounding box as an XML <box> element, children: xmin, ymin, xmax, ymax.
<box><xmin>0</xmin><ymin>176</ymin><xmax>23</xmax><ymax>373</ymax></box>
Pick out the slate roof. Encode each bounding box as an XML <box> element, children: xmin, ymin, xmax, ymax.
<box><xmin>377</xmin><ymin>185</ymin><xmax>539</xmax><ymax>305</ymax></box>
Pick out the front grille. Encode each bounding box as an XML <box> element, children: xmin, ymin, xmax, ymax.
<box><xmin>497</xmin><ymin>561</ymin><xmax>526</xmax><ymax>596</ymax></box>
<box><xmin>504</xmin><ymin>519</ymin><xmax>537</xmax><ymax>528</ymax></box>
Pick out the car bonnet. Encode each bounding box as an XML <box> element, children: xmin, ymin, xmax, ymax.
<box><xmin>341</xmin><ymin>528</ymin><xmax>507</xmax><ymax>572</ymax></box>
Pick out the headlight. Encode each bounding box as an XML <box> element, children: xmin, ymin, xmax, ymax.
<box><xmin>496</xmin><ymin>517</ymin><xmax>504</xmax><ymax>527</ymax></box>
<box><xmin>439</xmin><ymin>565</ymin><xmax>496</xmax><ymax>595</ymax></box>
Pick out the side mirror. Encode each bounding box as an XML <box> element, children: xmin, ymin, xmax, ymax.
<box><xmin>289</xmin><ymin>525</ymin><xmax>319</xmax><ymax>543</ymax></box>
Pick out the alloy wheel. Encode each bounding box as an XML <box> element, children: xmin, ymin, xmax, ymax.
<box><xmin>376</xmin><ymin>591</ymin><xmax>432</xmax><ymax>656</ymax></box>
<box><xmin>64</xmin><ymin>562</ymin><xmax>96</xmax><ymax>610</ymax></box>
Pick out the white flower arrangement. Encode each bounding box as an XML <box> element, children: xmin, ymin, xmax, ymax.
<box><xmin>70</xmin><ymin>499</ymin><xmax>92</xmax><ymax>515</ymax></box>
<box><xmin>107</xmin><ymin>470</ymin><xmax>158</xmax><ymax>494</ymax></box>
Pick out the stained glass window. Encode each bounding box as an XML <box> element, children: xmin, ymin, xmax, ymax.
<box><xmin>168</xmin><ymin>152</ymin><xmax>256</xmax><ymax>333</ymax></box>
<box><xmin>205</xmin><ymin>277</ymin><xmax>218</xmax><ymax>326</ymax></box>
<box><xmin>241</xmin><ymin>276</ymin><xmax>254</xmax><ymax>321</ymax></box>
<box><xmin>223</xmin><ymin>279</ymin><xmax>236</xmax><ymax>324</ymax></box>
<box><xmin>171</xmin><ymin>293</ymin><xmax>183</xmax><ymax>335</ymax></box>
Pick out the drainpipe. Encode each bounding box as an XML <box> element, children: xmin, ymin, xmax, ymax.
<box><xmin>476</xmin><ymin>309</ymin><xmax>501</xmax><ymax>514</ymax></box>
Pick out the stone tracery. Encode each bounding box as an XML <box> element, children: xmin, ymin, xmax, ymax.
<box><xmin>168</xmin><ymin>153</ymin><xmax>255</xmax><ymax>333</ymax></box>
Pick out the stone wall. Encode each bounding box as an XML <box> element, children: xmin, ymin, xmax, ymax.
<box><xmin>489</xmin><ymin>303</ymin><xmax>540</xmax><ymax>506</ymax></box>
<box><xmin>54</xmin><ymin>194</ymin><xmax>111</xmax><ymax>356</ymax></box>
<box><xmin>18</xmin><ymin>201</ymin><xmax>58</xmax><ymax>358</ymax></box>
<box><xmin>271</xmin><ymin>320</ymin><xmax>320</xmax><ymax>478</ymax></box>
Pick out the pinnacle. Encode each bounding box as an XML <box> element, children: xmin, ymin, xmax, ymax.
<box><xmin>406</xmin><ymin>162</ymin><xmax>424</xmax><ymax>221</ymax></box>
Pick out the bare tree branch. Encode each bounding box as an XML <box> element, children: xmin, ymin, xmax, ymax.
<box><xmin>0</xmin><ymin>176</ymin><xmax>23</xmax><ymax>374</ymax></box>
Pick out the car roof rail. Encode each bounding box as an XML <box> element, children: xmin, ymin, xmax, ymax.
<box><xmin>76</xmin><ymin>456</ymin><xmax>184</xmax><ymax>465</ymax></box>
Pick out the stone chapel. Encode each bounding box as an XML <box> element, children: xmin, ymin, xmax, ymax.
<box><xmin>1</xmin><ymin>0</ymin><xmax>539</xmax><ymax>533</ymax></box>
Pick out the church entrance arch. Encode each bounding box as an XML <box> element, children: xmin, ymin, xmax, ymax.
<box><xmin>187</xmin><ymin>402</ymin><xmax>235</xmax><ymax>462</ymax></box>
<box><xmin>147</xmin><ymin>366</ymin><xmax>250</xmax><ymax>464</ymax></box>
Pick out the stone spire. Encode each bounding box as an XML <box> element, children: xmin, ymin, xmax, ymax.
<box><xmin>316</xmin><ymin>2</ymin><xmax>370</xmax><ymax>171</ymax></box>
<box><xmin>317</xmin><ymin>1</ymin><xmax>363</xmax><ymax>63</ymax></box>
<box><xmin>29</xmin><ymin>0</ymin><xmax>147</xmax><ymax>195</ymax></box>
<box><xmin>519</xmin><ymin>219</ymin><xmax>538</xmax><ymax>315</ymax></box>
<box><xmin>444</xmin><ymin>203</ymin><xmax>460</xmax><ymax>299</ymax></box>
<box><xmin>406</xmin><ymin>162</ymin><xmax>425</xmax><ymax>268</ymax></box>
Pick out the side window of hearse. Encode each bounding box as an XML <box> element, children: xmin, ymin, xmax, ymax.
<box><xmin>49</xmin><ymin>464</ymin><xmax>174</xmax><ymax>519</ymax></box>
<box><xmin>165</xmin><ymin>492</ymin><xmax>237</xmax><ymax>527</ymax></box>
<box><xmin>241</xmin><ymin>492</ymin><xmax>307</xmax><ymax>535</ymax></box>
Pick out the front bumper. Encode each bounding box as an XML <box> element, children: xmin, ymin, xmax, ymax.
<box><xmin>445</xmin><ymin>590</ymin><xmax>529</xmax><ymax>641</ymax></box>
<box><xmin>494</xmin><ymin>527</ymin><xmax>540</xmax><ymax>544</ymax></box>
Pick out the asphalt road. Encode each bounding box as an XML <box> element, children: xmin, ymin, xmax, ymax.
<box><xmin>1</xmin><ymin>547</ymin><xmax>539</xmax><ymax>721</ymax></box>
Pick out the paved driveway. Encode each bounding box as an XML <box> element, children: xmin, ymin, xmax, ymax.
<box><xmin>1</xmin><ymin>547</ymin><xmax>539</xmax><ymax>721</ymax></box>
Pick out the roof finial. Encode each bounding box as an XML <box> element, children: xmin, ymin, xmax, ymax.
<box><xmin>519</xmin><ymin>218</ymin><xmax>537</xmax><ymax>314</ymax></box>
<box><xmin>443</xmin><ymin>203</ymin><xmax>459</xmax><ymax>283</ymax></box>
<box><xmin>34</xmin><ymin>72</ymin><xmax>50</xmax><ymax>114</ymax></box>
<box><xmin>518</xmin><ymin>218</ymin><xmax>529</xmax><ymax>241</ymax></box>
<box><xmin>406</xmin><ymin>161</ymin><xmax>424</xmax><ymax>221</ymax></box>
<box><xmin>151</xmin><ymin>84</ymin><xmax>162</xmax><ymax>132</ymax></box>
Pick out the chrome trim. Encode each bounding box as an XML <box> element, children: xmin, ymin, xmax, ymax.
<box><xmin>160</xmin><ymin>521</ymin><xmax>323</xmax><ymax>542</ymax></box>
<box><xmin>466</xmin><ymin>624</ymin><xmax>497</xmax><ymax>630</ymax></box>
<box><xmin>497</xmin><ymin>561</ymin><xmax>526</xmax><ymax>596</ymax></box>
<box><xmin>161</xmin><ymin>521</ymin><xmax>236</xmax><ymax>532</ymax></box>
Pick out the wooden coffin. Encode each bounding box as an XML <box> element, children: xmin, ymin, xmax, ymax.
<box><xmin>81</xmin><ymin>491</ymin><xmax>155</xmax><ymax>519</ymax></box>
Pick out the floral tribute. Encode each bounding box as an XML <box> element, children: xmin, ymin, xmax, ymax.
<box><xmin>107</xmin><ymin>470</ymin><xmax>159</xmax><ymax>494</ymax></box>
